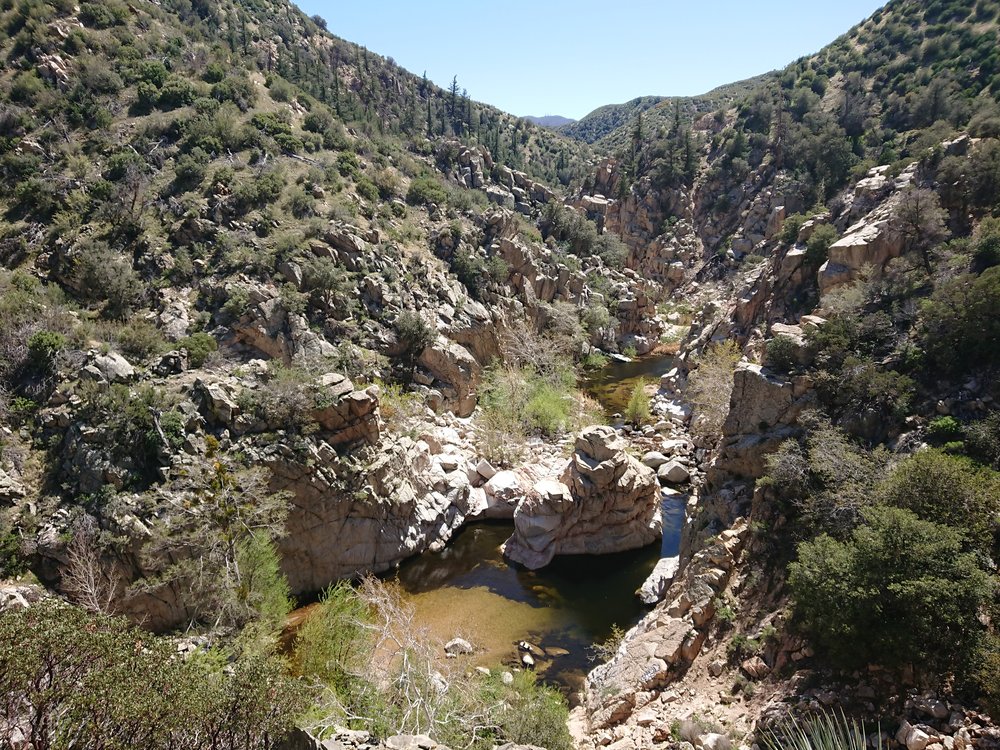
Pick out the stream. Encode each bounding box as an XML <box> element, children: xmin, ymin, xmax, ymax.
<box><xmin>388</xmin><ymin>355</ymin><xmax>684</xmax><ymax>692</ymax></box>
<box><xmin>582</xmin><ymin>354</ymin><xmax>678</xmax><ymax>417</ymax></box>
<box><xmin>287</xmin><ymin>356</ymin><xmax>686</xmax><ymax>694</ymax></box>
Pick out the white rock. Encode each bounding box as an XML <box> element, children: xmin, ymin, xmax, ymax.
<box><xmin>476</xmin><ymin>458</ymin><xmax>497</xmax><ymax>480</ymax></box>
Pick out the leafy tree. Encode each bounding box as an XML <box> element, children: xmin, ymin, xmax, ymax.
<box><xmin>687</xmin><ymin>339</ymin><xmax>742</xmax><ymax>437</ymax></box>
<box><xmin>894</xmin><ymin>187</ymin><xmax>950</xmax><ymax>272</ymax></box>
<box><xmin>919</xmin><ymin>266</ymin><xmax>1000</xmax><ymax>373</ymax></box>
<box><xmin>0</xmin><ymin>601</ymin><xmax>304</xmax><ymax>750</ymax></box>
<box><xmin>789</xmin><ymin>506</ymin><xmax>993</xmax><ymax>677</ymax></box>
<box><xmin>877</xmin><ymin>449</ymin><xmax>1000</xmax><ymax>554</ymax></box>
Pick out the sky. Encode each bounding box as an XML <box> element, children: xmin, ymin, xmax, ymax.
<box><xmin>294</xmin><ymin>1</ymin><xmax>887</xmax><ymax>120</ymax></box>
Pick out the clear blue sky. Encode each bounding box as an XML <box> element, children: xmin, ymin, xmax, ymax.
<box><xmin>295</xmin><ymin>1</ymin><xmax>886</xmax><ymax>120</ymax></box>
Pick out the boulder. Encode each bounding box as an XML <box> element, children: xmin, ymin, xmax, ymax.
<box><xmin>637</xmin><ymin>556</ymin><xmax>680</xmax><ymax>604</ymax></box>
<box><xmin>444</xmin><ymin>637</ymin><xmax>474</xmax><ymax>657</ymax></box>
<box><xmin>502</xmin><ymin>426</ymin><xmax>661</xmax><ymax>569</ymax></box>
<box><xmin>658</xmin><ymin>460</ymin><xmax>689</xmax><ymax>484</ymax></box>
<box><xmin>418</xmin><ymin>338</ymin><xmax>480</xmax><ymax>418</ymax></box>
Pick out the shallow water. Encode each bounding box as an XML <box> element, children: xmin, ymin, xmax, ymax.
<box><xmin>582</xmin><ymin>355</ymin><xmax>677</xmax><ymax>417</ymax></box>
<box><xmin>392</xmin><ymin>491</ymin><xmax>687</xmax><ymax>692</ymax></box>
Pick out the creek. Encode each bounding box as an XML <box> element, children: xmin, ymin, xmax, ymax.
<box><xmin>582</xmin><ymin>354</ymin><xmax>678</xmax><ymax>417</ymax></box>
<box><xmin>287</xmin><ymin>356</ymin><xmax>686</xmax><ymax>694</ymax></box>
<box><xmin>387</xmin><ymin>355</ymin><xmax>684</xmax><ymax>692</ymax></box>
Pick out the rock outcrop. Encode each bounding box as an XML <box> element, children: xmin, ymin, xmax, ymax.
<box><xmin>584</xmin><ymin>522</ymin><xmax>748</xmax><ymax>733</ymax></box>
<box><xmin>708</xmin><ymin>362</ymin><xmax>814</xmax><ymax>484</ymax></box>
<box><xmin>502</xmin><ymin>426</ymin><xmax>661</xmax><ymax>569</ymax></box>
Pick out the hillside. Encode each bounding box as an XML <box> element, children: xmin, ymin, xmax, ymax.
<box><xmin>525</xmin><ymin>114</ymin><xmax>576</xmax><ymax>128</ymax></box>
<box><xmin>2</xmin><ymin>0</ymin><xmax>1000</xmax><ymax>749</ymax></box>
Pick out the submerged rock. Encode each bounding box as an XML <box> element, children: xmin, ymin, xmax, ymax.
<box><xmin>502</xmin><ymin>425</ymin><xmax>661</xmax><ymax>569</ymax></box>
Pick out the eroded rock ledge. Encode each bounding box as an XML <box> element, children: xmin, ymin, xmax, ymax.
<box><xmin>502</xmin><ymin>426</ymin><xmax>662</xmax><ymax>569</ymax></box>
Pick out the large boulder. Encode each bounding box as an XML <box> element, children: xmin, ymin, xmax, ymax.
<box><xmin>418</xmin><ymin>338</ymin><xmax>480</xmax><ymax>418</ymax></box>
<box><xmin>502</xmin><ymin>426</ymin><xmax>661</xmax><ymax>569</ymax></box>
<box><xmin>708</xmin><ymin>362</ymin><xmax>814</xmax><ymax>483</ymax></box>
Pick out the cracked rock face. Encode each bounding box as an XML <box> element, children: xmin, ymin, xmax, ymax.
<box><xmin>502</xmin><ymin>425</ymin><xmax>662</xmax><ymax>569</ymax></box>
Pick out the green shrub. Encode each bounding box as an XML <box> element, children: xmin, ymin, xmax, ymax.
<box><xmin>526</xmin><ymin>382</ymin><xmax>572</xmax><ymax>435</ymax></box>
<box><xmin>406</xmin><ymin>176</ymin><xmax>448</xmax><ymax>206</ymax></box>
<box><xmin>0</xmin><ymin>602</ymin><xmax>304</xmax><ymax>749</ymax></box>
<box><xmin>624</xmin><ymin>378</ymin><xmax>650</xmax><ymax>425</ymax></box>
<box><xmin>877</xmin><ymin>449</ymin><xmax>1000</xmax><ymax>554</ymax></box>
<box><xmin>789</xmin><ymin>505</ymin><xmax>992</xmax><ymax>676</ymax></box>
<box><xmin>966</xmin><ymin>412</ymin><xmax>1000</xmax><ymax>469</ymax></box>
<box><xmin>765</xmin><ymin>335</ymin><xmax>798</xmax><ymax>372</ymax></box>
<box><xmin>927</xmin><ymin>415</ymin><xmax>962</xmax><ymax>442</ymax></box>
<box><xmin>781</xmin><ymin>213</ymin><xmax>807</xmax><ymax>245</ymax></box>
<box><xmin>78</xmin><ymin>1</ymin><xmax>126</xmax><ymax>28</ymax></box>
<box><xmin>177</xmin><ymin>332</ymin><xmax>217</xmax><ymax>367</ymax></box>
<box><xmin>806</xmin><ymin>224</ymin><xmax>839</xmax><ymax>266</ymax></box>
<box><xmin>27</xmin><ymin>329</ymin><xmax>66</xmax><ymax>368</ymax></box>
<box><xmin>763</xmin><ymin>709</ymin><xmax>869</xmax><ymax>750</ymax></box>
<box><xmin>920</xmin><ymin>267</ymin><xmax>1000</xmax><ymax>374</ymax></box>
<box><xmin>395</xmin><ymin>311</ymin><xmax>435</xmax><ymax>367</ymax></box>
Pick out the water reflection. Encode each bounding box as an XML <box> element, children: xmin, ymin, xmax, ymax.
<box><xmin>582</xmin><ymin>354</ymin><xmax>677</xmax><ymax>417</ymax></box>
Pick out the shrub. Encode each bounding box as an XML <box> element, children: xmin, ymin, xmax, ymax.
<box><xmin>0</xmin><ymin>601</ymin><xmax>304</xmax><ymax>749</ymax></box>
<box><xmin>78</xmin><ymin>1</ymin><xmax>126</xmax><ymax>28</ymax></box>
<box><xmin>877</xmin><ymin>449</ymin><xmax>1000</xmax><ymax>554</ymax></box>
<box><xmin>927</xmin><ymin>415</ymin><xmax>962</xmax><ymax>443</ymax></box>
<box><xmin>177</xmin><ymin>332</ymin><xmax>217</xmax><ymax>367</ymax></box>
<box><xmin>687</xmin><ymin>339</ymin><xmax>742</xmax><ymax>437</ymax></box>
<box><xmin>73</xmin><ymin>241</ymin><xmax>144</xmax><ymax>320</ymax></box>
<box><xmin>919</xmin><ymin>267</ymin><xmax>1000</xmax><ymax>374</ymax></box>
<box><xmin>763</xmin><ymin>709</ymin><xmax>869</xmax><ymax>750</ymax></box>
<box><xmin>395</xmin><ymin>311</ymin><xmax>435</xmax><ymax>367</ymax></box>
<box><xmin>27</xmin><ymin>330</ymin><xmax>66</xmax><ymax>369</ymax></box>
<box><xmin>765</xmin><ymin>335</ymin><xmax>798</xmax><ymax>372</ymax></box>
<box><xmin>966</xmin><ymin>412</ymin><xmax>1000</xmax><ymax>469</ymax></box>
<box><xmin>406</xmin><ymin>176</ymin><xmax>448</xmax><ymax>206</ymax></box>
<box><xmin>805</xmin><ymin>224</ymin><xmax>838</xmax><ymax>266</ymax></box>
<box><xmin>789</xmin><ymin>505</ymin><xmax>992</xmax><ymax>676</ymax></box>
<box><xmin>781</xmin><ymin>213</ymin><xmax>807</xmax><ymax>245</ymax></box>
<box><xmin>624</xmin><ymin>378</ymin><xmax>650</xmax><ymax>425</ymax></box>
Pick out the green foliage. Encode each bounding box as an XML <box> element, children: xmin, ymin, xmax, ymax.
<box><xmin>789</xmin><ymin>505</ymin><xmax>993</xmax><ymax>676</ymax></box>
<box><xmin>966</xmin><ymin>412</ymin><xmax>1000</xmax><ymax>469</ymax></box>
<box><xmin>27</xmin><ymin>329</ymin><xmax>66</xmax><ymax>369</ymax></box>
<box><xmin>687</xmin><ymin>339</ymin><xmax>742</xmax><ymax>437</ymax></box>
<box><xmin>73</xmin><ymin>241</ymin><xmax>144</xmax><ymax>320</ymax></box>
<box><xmin>877</xmin><ymin>449</ymin><xmax>1000</xmax><ymax>554</ymax></box>
<box><xmin>233</xmin><ymin>533</ymin><xmax>293</xmax><ymax>636</ymax></box>
<box><xmin>763</xmin><ymin>709</ymin><xmax>869</xmax><ymax>750</ymax></box>
<box><xmin>177</xmin><ymin>332</ymin><xmax>218</xmax><ymax>367</ymax></box>
<box><xmin>765</xmin><ymin>335</ymin><xmax>798</xmax><ymax>373</ymax></box>
<box><xmin>406</xmin><ymin>175</ymin><xmax>448</xmax><ymax>206</ymax></box>
<box><xmin>395</xmin><ymin>311</ymin><xmax>435</xmax><ymax>367</ymax></box>
<box><xmin>927</xmin><ymin>415</ymin><xmax>962</xmax><ymax>443</ymax></box>
<box><xmin>0</xmin><ymin>601</ymin><xmax>304</xmax><ymax>750</ymax></box>
<box><xmin>294</xmin><ymin>581</ymin><xmax>374</xmax><ymax>697</ymax></box>
<box><xmin>0</xmin><ymin>523</ymin><xmax>26</xmax><ymax>578</ymax></box>
<box><xmin>624</xmin><ymin>378</ymin><xmax>650</xmax><ymax>425</ymax></box>
<box><xmin>781</xmin><ymin>213</ymin><xmax>806</xmax><ymax>245</ymax></box>
<box><xmin>805</xmin><ymin>224</ymin><xmax>838</xmax><ymax>266</ymax></box>
<box><xmin>919</xmin><ymin>267</ymin><xmax>1000</xmax><ymax>374</ymax></box>
<box><xmin>764</xmin><ymin>420</ymin><xmax>888</xmax><ymax>537</ymax></box>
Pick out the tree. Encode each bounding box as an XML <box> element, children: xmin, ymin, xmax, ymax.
<box><xmin>687</xmin><ymin>339</ymin><xmax>742</xmax><ymax>437</ymax></box>
<box><xmin>0</xmin><ymin>601</ymin><xmax>304</xmax><ymax>750</ymax></box>
<box><xmin>894</xmin><ymin>186</ymin><xmax>950</xmax><ymax>273</ymax></box>
<box><xmin>789</xmin><ymin>506</ymin><xmax>992</xmax><ymax>677</ymax></box>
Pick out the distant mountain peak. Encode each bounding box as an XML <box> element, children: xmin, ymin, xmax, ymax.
<box><xmin>524</xmin><ymin>114</ymin><xmax>577</xmax><ymax>128</ymax></box>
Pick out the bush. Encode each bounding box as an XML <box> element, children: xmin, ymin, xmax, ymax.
<box><xmin>624</xmin><ymin>378</ymin><xmax>650</xmax><ymax>425</ymax></box>
<box><xmin>877</xmin><ymin>449</ymin><xmax>1000</xmax><ymax>554</ymax></box>
<box><xmin>73</xmin><ymin>241</ymin><xmax>144</xmax><ymax>320</ymax></box>
<box><xmin>789</xmin><ymin>505</ymin><xmax>992</xmax><ymax>677</ymax></box>
<box><xmin>177</xmin><ymin>332</ymin><xmax>217</xmax><ymax>367</ymax></box>
<box><xmin>966</xmin><ymin>412</ymin><xmax>1000</xmax><ymax>469</ymax></box>
<box><xmin>395</xmin><ymin>311</ymin><xmax>435</xmax><ymax>367</ymax></box>
<box><xmin>406</xmin><ymin>176</ymin><xmax>448</xmax><ymax>206</ymax></box>
<box><xmin>781</xmin><ymin>213</ymin><xmax>807</xmax><ymax>245</ymax></box>
<box><xmin>806</xmin><ymin>223</ymin><xmax>839</xmax><ymax>266</ymax></box>
<box><xmin>765</xmin><ymin>335</ymin><xmax>798</xmax><ymax>372</ymax></box>
<box><xmin>0</xmin><ymin>602</ymin><xmax>304</xmax><ymax>749</ymax></box>
<box><xmin>687</xmin><ymin>339</ymin><xmax>742</xmax><ymax>437</ymax></box>
<box><xmin>920</xmin><ymin>267</ymin><xmax>1000</xmax><ymax>374</ymax></box>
